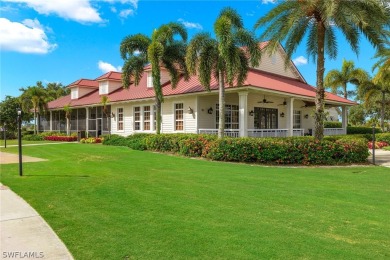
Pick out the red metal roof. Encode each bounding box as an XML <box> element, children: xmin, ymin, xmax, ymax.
<box><xmin>95</xmin><ymin>71</ymin><xmax>122</xmax><ymax>81</ymax></box>
<box><xmin>48</xmin><ymin>69</ymin><xmax>355</xmax><ymax>109</ymax></box>
<box><xmin>68</xmin><ymin>79</ymin><xmax>98</xmax><ymax>88</ymax></box>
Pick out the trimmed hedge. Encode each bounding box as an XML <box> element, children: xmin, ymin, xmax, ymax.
<box><xmin>103</xmin><ymin>133</ymin><xmax>370</xmax><ymax>165</ymax></box>
<box><xmin>22</xmin><ymin>134</ymin><xmax>44</xmax><ymax>141</ymax></box>
<box><xmin>324</xmin><ymin>121</ymin><xmax>342</xmax><ymax>128</ymax></box>
<box><xmin>347</xmin><ymin>126</ymin><xmax>382</xmax><ymax>134</ymax></box>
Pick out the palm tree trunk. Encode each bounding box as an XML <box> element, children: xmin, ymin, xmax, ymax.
<box><xmin>343</xmin><ymin>83</ymin><xmax>348</xmax><ymax>126</ymax></box>
<box><xmin>381</xmin><ymin>91</ymin><xmax>385</xmax><ymax>131</ymax></box>
<box><xmin>156</xmin><ymin>97</ymin><xmax>162</xmax><ymax>134</ymax></box>
<box><xmin>218</xmin><ymin>70</ymin><xmax>225</xmax><ymax>139</ymax></box>
<box><xmin>314</xmin><ymin>21</ymin><xmax>326</xmax><ymax>141</ymax></box>
<box><xmin>34</xmin><ymin>109</ymin><xmax>37</xmax><ymax>135</ymax></box>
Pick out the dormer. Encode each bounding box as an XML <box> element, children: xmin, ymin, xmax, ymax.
<box><xmin>96</xmin><ymin>71</ymin><xmax>123</xmax><ymax>94</ymax></box>
<box><xmin>144</xmin><ymin>65</ymin><xmax>171</xmax><ymax>88</ymax></box>
<box><xmin>68</xmin><ymin>79</ymin><xmax>99</xmax><ymax>100</ymax></box>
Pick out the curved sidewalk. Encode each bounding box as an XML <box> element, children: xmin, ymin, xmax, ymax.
<box><xmin>0</xmin><ymin>184</ymin><xmax>74</xmax><ymax>260</ymax></box>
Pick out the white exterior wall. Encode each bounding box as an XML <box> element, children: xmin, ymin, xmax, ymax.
<box><xmin>110</xmin><ymin>103</ymin><xmax>132</xmax><ymax>136</ymax></box>
<box><xmin>252</xmin><ymin>50</ymin><xmax>300</xmax><ymax>80</ymax></box>
<box><xmin>161</xmin><ymin>96</ymin><xmax>197</xmax><ymax>133</ymax></box>
<box><xmin>75</xmin><ymin>87</ymin><xmax>95</xmax><ymax>99</ymax></box>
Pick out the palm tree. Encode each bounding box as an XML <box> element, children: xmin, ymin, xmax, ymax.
<box><xmin>358</xmin><ymin>68</ymin><xmax>390</xmax><ymax>131</ymax></box>
<box><xmin>120</xmin><ymin>23</ymin><xmax>189</xmax><ymax>134</ymax></box>
<box><xmin>373</xmin><ymin>30</ymin><xmax>390</xmax><ymax>71</ymax></box>
<box><xmin>100</xmin><ymin>95</ymin><xmax>110</xmax><ymax>136</ymax></box>
<box><xmin>63</xmin><ymin>104</ymin><xmax>72</xmax><ymax>136</ymax></box>
<box><xmin>254</xmin><ymin>0</ymin><xmax>390</xmax><ymax>140</ymax></box>
<box><xmin>186</xmin><ymin>7</ymin><xmax>261</xmax><ymax>138</ymax></box>
<box><xmin>20</xmin><ymin>86</ymin><xmax>48</xmax><ymax>134</ymax></box>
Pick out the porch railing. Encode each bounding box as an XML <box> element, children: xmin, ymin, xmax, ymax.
<box><xmin>313</xmin><ymin>128</ymin><xmax>345</xmax><ymax>136</ymax></box>
<box><xmin>199</xmin><ymin>128</ymin><xmax>305</xmax><ymax>138</ymax></box>
<box><xmin>198</xmin><ymin>129</ymin><xmax>239</xmax><ymax>138</ymax></box>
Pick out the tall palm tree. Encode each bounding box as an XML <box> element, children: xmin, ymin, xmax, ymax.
<box><xmin>186</xmin><ymin>7</ymin><xmax>261</xmax><ymax>138</ymax></box>
<box><xmin>63</xmin><ymin>104</ymin><xmax>72</xmax><ymax>136</ymax></box>
<box><xmin>358</xmin><ymin>68</ymin><xmax>390</xmax><ymax>131</ymax></box>
<box><xmin>373</xmin><ymin>30</ymin><xmax>390</xmax><ymax>71</ymax></box>
<box><xmin>254</xmin><ymin>0</ymin><xmax>390</xmax><ymax>140</ymax></box>
<box><xmin>20</xmin><ymin>86</ymin><xmax>48</xmax><ymax>134</ymax></box>
<box><xmin>120</xmin><ymin>23</ymin><xmax>189</xmax><ymax>134</ymax></box>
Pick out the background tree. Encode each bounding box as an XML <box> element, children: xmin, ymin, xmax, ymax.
<box><xmin>186</xmin><ymin>7</ymin><xmax>261</xmax><ymax>138</ymax></box>
<box><xmin>358</xmin><ymin>69</ymin><xmax>390</xmax><ymax>131</ymax></box>
<box><xmin>254</xmin><ymin>0</ymin><xmax>390</xmax><ymax>140</ymax></box>
<box><xmin>120</xmin><ymin>23</ymin><xmax>189</xmax><ymax>134</ymax></box>
<box><xmin>19</xmin><ymin>85</ymin><xmax>48</xmax><ymax>134</ymax></box>
<box><xmin>348</xmin><ymin>104</ymin><xmax>367</xmax><ymax>126</ymax></box>
<box><xmin>0</xmin><ymin>96</ymin><xmax>31</xmax><ymax>138</ymax></box>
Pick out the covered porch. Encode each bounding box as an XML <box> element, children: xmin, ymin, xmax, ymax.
<box><xmin>197</xmin><ymin>89</ymin><xmax>349</xmax><ymax>138</ymax></box>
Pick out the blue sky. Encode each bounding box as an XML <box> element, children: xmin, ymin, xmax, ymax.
<box><xmin>0</xmin><ymin>0</ymin><xmax>380</xmax><ymax>101</ymax></box>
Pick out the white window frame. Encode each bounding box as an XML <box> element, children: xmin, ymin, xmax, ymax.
<box><xmin>143</xmin><ymin>105</ymin><xmax>151</xmax><ymax>131</ymax></box>
<box><xmin>174</xmin><ymin>103</ymin><xmax>184</xmax><ymax>132</ymax></box>
<box><xmin>293</xmin><ymin>110</ymin><xmax>301</xmax><ymax>129</ymax></box>
<box><xmin>216</xmin><ymin>104</ymin><xmax>239</xmax><ymax>129</ymax></box>
<box><xmin>99</xmin><ymin>82</ymin><xmax>109</xmax><ymax>95</ymax></box>
<box><xmin>71</xmin><ymin>88</ymin><xmax>78</xmax><ymax>99</ymax></box>
<box><xmin>117</xmin><ymin>107</ymin><xmax>124</xmax><ymax>131</ymax></box>
<box><xmin>134</xmin><ymin>105</ymin><xmax>155</xmax><ymax>132</ymax></box>
<box><xmin>147</xmin><ymin>72</ymin><xmax>153</xmax><ymax>88</ymax></box>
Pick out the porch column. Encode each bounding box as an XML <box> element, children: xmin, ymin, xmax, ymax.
<box><xmin>49</xmin><ymin>111</ymin><xmax>52</xmax><ymax>131</ymax></box>
<box><xmin>86</xmin><ymin>107</ymin><xmax>89</xmax><ymax>138</ymax></box>
<box><xmin>341</xmin><ymin>106</ymin><xmax>347</xmax><ymax>134</ymax></box>
<box><xmin>286</xmin><ymin>98</ymin><xmax>294</xmax><ymax>137</ymax></box>
<box><xmin>239</xmin><ymin>91</ymin><xmax>248</xmax><ymax>137</ymax></box>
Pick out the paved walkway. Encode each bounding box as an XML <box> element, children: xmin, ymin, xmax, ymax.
<box><xmin>368</xmin><ymin>149</ymin><xmax>390</xmax><ymax>168</ymax></box>
<box><xmin>0</xmin><ymin>184</ymin><xmax>74</xmax><ymax>260</ymax></box>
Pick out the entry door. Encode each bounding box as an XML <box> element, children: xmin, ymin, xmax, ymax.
<box><xmin>254</xmin><ymin>107</ymin><xmax>278</xmax><ymax>129</ymax></box>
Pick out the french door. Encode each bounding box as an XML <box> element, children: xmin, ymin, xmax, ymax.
<box><xmin>254</xmin><ymin>107</ymin><xmax>278</xmax><ymax>129</ymax></box>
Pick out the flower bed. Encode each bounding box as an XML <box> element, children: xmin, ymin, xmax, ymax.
<box><xmin>44</xmin><ymin>136</ymin><xmax>77</xmax><ymax>142</ymax></box>
<box><xmin>80</xmin><ymin>137</ymin><xmax>103</xmax><ymax>144</ymax></box>
<box><xmin>368</xmin><ymin>141</ymin><xmax>389</xmax><ymax>149</ymax></box>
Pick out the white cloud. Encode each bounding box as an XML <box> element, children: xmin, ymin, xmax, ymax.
<box><xmin>178</xmin><ymin>18</ymin><xmax>203</xmax><ymax>30</ymax></box>
<box><xmin>293</xmin><ymin>56</ymin><xmax>308</xmax><ymax>66</ymax></box>
<box><xmin>119</xmin><ymin>9</ymin><xmax>134</xmax><ymax>19</ymax></box>
<box><xmin>2</xmin><ymin>0</ymin><xmax>103</xmax><ymax>23</ymax></box>
<box><xmin>262</xmin><ymin>0</ymin><xmax>277</xmax><ymax>4</ymax></box>
<box><xmin>0</xmin><ymin>18</ymin><xmax>57</xmax><ymax>54</ymax></box>
<box><xmin>98</xmin><ymin>61</ymin><xmax>122</xmax><ymax>73</ymax></box>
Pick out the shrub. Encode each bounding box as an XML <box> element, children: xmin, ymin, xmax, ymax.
<box><xmin>206</xmin><ymin>137</ymin><xmax>369</xmax><ymax>165</ymax></box>
<box><xmin>44</xmin><ymin>136</ymin><xmax>77</xmax><ymax>142</ymax></box>
<box><xmin>39</xmin><ymin>131</ymin><xmax>66</xmax><ymax>137</ymax></box>
<box><xmin>368</xmin><ymin>141</ymin><xmax>389</xmax><ymax>149</ymax></box>
<box><xmin>376</xmin><ymin>133</ymin><xmax>390</xmax><ymax>144</ymax></box>
<box><xmin>22</xmin><ymin>134</ymin><xmax>44</xmax><ymax>141</ymax></box>
<box><xmin>178</xmin><ymin>135</ymin><xmax>217</xmax><ymax>157</ymax></box>
<box><xmin>80</xmin><ymin>137</ymin><xmax>103</xmax><ymax>144</ymax></box>
<box><xmin>324</xmin><ymin>121</ymin><xmax>342</xmax><ymax>128</ymax></box>
<box><xmin>102</xmin><ymin>135</ymin><xmax>128</xmax><ymax>146</ymax></box>
<box><xmin>126</xmin><ymin>134</ymin><xmax>150</xmax><ymax>150</ymax></box>
<box><xmin>145</xmin><ymin>134</ymin><xmax>198</xmax><ymax>153</ymax></box>
<box><xmin>347</xmin><ymin>126</ymin><xmax>382</xmax><ymax>135</ymax></box>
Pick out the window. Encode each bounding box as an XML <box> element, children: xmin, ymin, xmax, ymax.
<box><xmin>254</xmin><ymin>107</ymin><xmax>278</xmax><ymax>129</ymax></box>
<box><xmin>293</xmin><ymin>110</ymin><xmax>301</xmax><ymax>129</ymax></box>
<box><xmin>147</xmin><ymin>72</ymin><xmax>153</xmax><ymax>88</ymax></box>
<box><xmin>99</xmin><ymin>82</ymin><xmax>108</xmax><ymax>95</ymax></box>
<box><xmin>71</xmin><ymin>88</ymin><xmax>78</xmax><ymax>99</ymax></box>
<box><xmin>117</xmin><ymin>108</ymin><xmax>124</xmax><ymax>131</ymax></box>
<box><xmin>134</xmin><ymin>107</ymin><xmax>140</xmax><ymax>130</ymax></box>
<box><xmin>216</xmin><ymin>104</ymin><xmax>239</xmax><ymax>129</ymax></box>
<box><xmin>175</xmin><ymin>103</ymin><xmax>184</xmax><ymax>131</ymax></box>
<box><xmin>144</xmin><ymin>106</ymin><xmax>151</xmax><ymax>130</ymax></box>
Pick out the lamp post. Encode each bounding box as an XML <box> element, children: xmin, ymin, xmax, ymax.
<box><xmin>17</xmin><ymin>108</ymin><xmax>23</xmax><ymax>176</ymax></box>
<box><xmin>3</xmin><ymin>122</ymin><xmax>6</xmax><ymax>148</ymax></box>
<box><xmin>372</xmin><ymin>124</ymin><xmax>376</xmax><ymax>165</ymax></box>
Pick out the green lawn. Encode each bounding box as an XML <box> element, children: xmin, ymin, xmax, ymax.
<box><xmin>1</xmin><ymin>144</ymin><xmax>389</xmax><ymax>259</ymax></box>
<box><xmin>384</xmin><ymin>146</ymin><xmax>390</xmax><ymax>151</ymax></box>
<box><xmin>0</xmin><ymin>140</ymin><xmax>59</xmax><ymax>146</ymax></box>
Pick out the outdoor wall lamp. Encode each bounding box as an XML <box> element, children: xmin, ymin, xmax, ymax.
<box><xmin>304</xmin><ymin>114</ymin><xmax>309</xmax><ymax>119</ymax></box>
<box><xmin>280</xmin><ymin>112</ymin><xmax>285</xmax><ymax>118</ymax></box>
<box><xmin>249</xmin><ymin>110</ymin><xmax>254</xmax><ymax>116</ymax></box>
<box><xmin>111</xmin><ymin>112</ymin><xmax>115</xmax><ymax>118</ymax></box>
<box><xmin>188</xmin><ymin>107</ymin><xmax>194</xmax><ymax>114</ymax></box>
<box><xmin>207</xmin><ymin>107</ymin><xmax>213</xmax><ymax>114</ymax></box>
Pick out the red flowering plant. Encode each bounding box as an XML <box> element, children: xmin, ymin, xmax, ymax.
<box><xmin>367</xmin><ymin>141</ymin><xmax>389</xmax><ymax>149</ymax></box>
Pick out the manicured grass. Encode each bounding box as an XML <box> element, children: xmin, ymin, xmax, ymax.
<box><xmin>384</xmin><ymin>146</ymin><xmax>390</xmax><ymax>151</ymax></box>
<box><xmin>1</xmin><ymin>144</ymin><xmax>390</xmax><ymax>259</ymax></box>
<box><xmin>0</xmin><ymin>140</ymin><xmax>53</xmax><ymax>146</ymax></box>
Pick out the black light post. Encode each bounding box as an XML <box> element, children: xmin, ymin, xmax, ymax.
<box><xmin>372</xmin><ymin>124</ymin><xmax>376</xmax><ymax>165</ymax></box>
<box><xmin>17</xmin><ymin>108</ymin><xmax>23</xmax><ymax>176</ymax></box>
<box><xmin>3</xmin><ymin>122</ymin><xmax>6</xmax><ymax>148</ymax></box>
